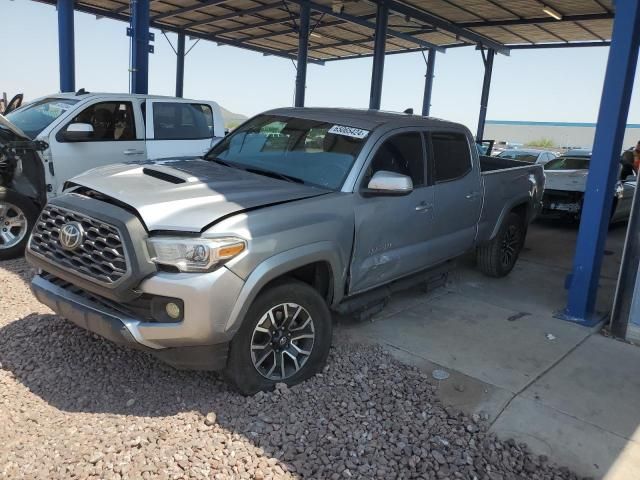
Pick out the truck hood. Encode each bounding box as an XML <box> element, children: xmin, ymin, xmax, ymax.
<box><xmin>544</xmin><ymin>169</ymin><xmax>589</xmax><ymax>192</ymax></box>
<box><xmin>69</xmin><ymin>158</ymin><xmax>330</xmax><ymax>232</ymax></box>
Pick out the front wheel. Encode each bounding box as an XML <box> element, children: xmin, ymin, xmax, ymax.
<box><xmin>476</xmin><ymin>212</ymin><xmax>525</xmax><ymax>278</ymax></box>
<box><xmin>0</xmin><ymin>189</ymin><xmax>39</xmax><ymax>261</ymax></box>
<box><xmin>225</xmin><ymin>280</ymin><xmax>333</xmax><ymax>395</ymax></box>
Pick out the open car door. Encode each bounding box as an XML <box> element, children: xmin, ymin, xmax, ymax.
<box><xmin>476</xmin><ymin>139</ymin><xmax>495</xmax><ymax>156</ymax></box>
<box><xmin>3</xmin><ymin>94</ymin><xmax>24</xmax><ymax>115</ymax></box>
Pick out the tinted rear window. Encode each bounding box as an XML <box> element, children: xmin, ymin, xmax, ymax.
<box><xmin>152</xmin><ymin>102</ymin><xmax>213</xmax><ymax>140</ymax></box>
<box><xmin>545</xmin><ymin>157</ymin><xmax>590</xmax><ymax>170</ymax></box>
<box><xmin>431</xmin><ymin>132</ymin><xmax>471</xmax><ymax>182</ymax></box>
<box><xmin>498</xmin><ymin>151</ymin><xmax>539</xmax><ymax>162</ymax></box>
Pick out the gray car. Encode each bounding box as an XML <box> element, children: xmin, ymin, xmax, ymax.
<box><xmin>26</xmin><ymin>108</ymin><xmax>544</xmax><ymax>394</ymax></box>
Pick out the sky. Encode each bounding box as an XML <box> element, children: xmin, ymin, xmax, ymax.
<box><xmin>2</xmin><ymin>0</ymin><xmax>640</xmax><ymax>132</ymax></box>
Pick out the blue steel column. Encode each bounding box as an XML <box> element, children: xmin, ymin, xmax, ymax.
<box><xmin>369</xmin><ymin>1</ymin><xmax>388</xmax><ymax>110</ymax></box>
<box><xmin>422</xmin><ymin>48</ymin><xmax>436</xmax><ymax>116</ymax></box>
<box><xmin>476</xmin><ymin>48</ymin><xmax>494</xmax><ymax>140</ymax></box>
<box><xmin>564</xmin><ymin>0</ymin><xmax>640</xmax><ymax>325</ymax></box>
<box><xmin>131</xmin><ymin>0</ymin><xmax>150</xmax><ymax>95</ymax></box>
<box><xmin>175</xmin><ymin>33</ymin><xmax>185</xmax><ymax>98</ymax></box>
<box><xmin>57</xmin><ymin>0</ymin><xmax>75</xmax><ymax>92</ymax></box>
<box><xmin>294</xmin><ymin>1</ymin><xmax>310</xmax><ymax>108</ymax></box>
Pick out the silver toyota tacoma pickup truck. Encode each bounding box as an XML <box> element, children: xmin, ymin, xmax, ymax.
<box><xmin>26</xmin><ymin>108</ymin><xmax>544</xmax><ymax>394</ymax></box>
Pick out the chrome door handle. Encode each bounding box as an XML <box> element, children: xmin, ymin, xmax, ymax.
<box><xmin>415</xmin><ymin>203</ymin><xmax>434</xmax><ymax>212</ymax></box>
<box><xmin>465</xmin><ymin>191</ymin><xmax>480</xmax><ymax>199</ymax></box>
<box><xmin>123</xmin><ymin>149</ymin><xmax>144</xmax><ymax>155</ymax></box>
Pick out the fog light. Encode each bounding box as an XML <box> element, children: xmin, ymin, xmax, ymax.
<box><xmin>165</xmin><ymin>302</ymin><xmax>181</xmax><ymax>320</ymax></box>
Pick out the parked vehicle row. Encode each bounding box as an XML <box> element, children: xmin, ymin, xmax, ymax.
<box><xmin>0</xmin><ymin>92</ymin><xmax>224</xmax><ymax>258</ymax></box>
<box><xmin>20</xmin><ymin>107</ymin><xmax>544</xmax><ymax>393</ymax></box>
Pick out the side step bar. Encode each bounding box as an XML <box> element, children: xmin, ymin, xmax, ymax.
<box><xmin>335</xmin><ymin>260</ymin><xmax>454</xmax><ymax>320</ymax></box>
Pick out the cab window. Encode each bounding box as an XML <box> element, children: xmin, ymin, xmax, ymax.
<box><xmin>153</xmin><ymin>102</ymin><xmax>213</xmax><ymax>140</ymax></box>
<box><xmin>64</xmin><ymin>101</ymin><xmax>136</xmax><ymax>141</ymax></box>
<box><xmin>365</xmin><ymin>132</ymin><xmax>425</xmax><ymax>187</ymax></box>
<box><xmin>430</xmin><ymin>131</ymin><xmax>471</xmax><ymax>183</ymax></box>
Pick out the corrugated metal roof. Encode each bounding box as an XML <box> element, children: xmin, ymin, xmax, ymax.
<box><xmin>34</xmin><ymin>0</ymin><xmax>615</xmax><ymax>62</ymax></box>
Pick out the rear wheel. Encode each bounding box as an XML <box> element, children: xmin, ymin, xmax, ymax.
<box><xmin>0</xmin><ymin>189</ymin><xmax>38</xmax><ymax>260</ymax></box>
<box><xmin>225</xmin><ymin>280</ymin><xmax>332</xmax><ymax>395</ymax></box>
<box><xmin>477</xmin><ymin>212</ymin><xmax>525</xmax><ymax>278</ymax></box>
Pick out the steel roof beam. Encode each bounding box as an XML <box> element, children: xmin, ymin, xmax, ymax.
<box><xmin>458</xmin><ymin>13</ymin><xmax>613</xmax><ymax>28</ymax></box>
<box><xmin>378</xmin><ymin>0</ymin><xmax>508</xmax><ymax>55</ymax></box>
<box><xmin>322</xmin><ymin>43</ymin><xmax>469</xmax><ymax>61</ymax></box>
<box><xmin>182</xmin><ymin>3</ymin><xmax>285</xmax><ymax>28</ymax></box>
<box><xmin>288</xmin><ymin>0</ymin><xmax>445</xmax><ymax>52</ymax></box>
<box><xmin>202</xmin><ymin>15</ymin><xmax>296</xmax><ymax>36</ymax></box>
<box><xmin>280</xmin><ymin>27</ymin><xmax>436</xmax><ymax>54</ymax></box>
<box><xmin>242</xmin><ymin>14</ymin><xmax>377</xmax><ymax>41</ymax></box>
<box><xmin>152</xmin><ymin>0</ymin><xmax>230</xmax><ymax>21</ymax></box>
<box><xmin>508</xmin><ymin>41</ymin><xmax>610</xmax><ymax>49</ymax></box>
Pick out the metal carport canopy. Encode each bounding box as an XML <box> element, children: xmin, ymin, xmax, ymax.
<box><xmin>36</xmin><ymin>0</ymin><xmax>614</xmax><ymax>63</ymax></box>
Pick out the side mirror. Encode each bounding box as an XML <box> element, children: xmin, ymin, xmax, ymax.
<box><xmin>364</xmin><ymin>170</ymin><xmax>413</xmax><ymax>196</ymax></box>
<box><xmin>60</xmin><ymin>123</ymin><xmax>94</xmax><ymax>142</ymax></box>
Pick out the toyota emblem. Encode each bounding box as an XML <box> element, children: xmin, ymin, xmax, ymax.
<box><xmin>59</xmin><ymin>222</ymin><xmax>84</xmax><ymax>250</ymax></box>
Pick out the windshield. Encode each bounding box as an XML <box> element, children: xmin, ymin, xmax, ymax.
<box><xmin>544</xmin><ymin>157</ymin><xmax>590</xmax><ymax>171</ymax></box>
<box><xmin>5</xmin><ymin>98</ymin><xmax>79</xmax><ymax>138</ymax></box>
<box><xmin>497</xmin><ymin>150</ymin><xmax>539</xmax><ymax>163</ymax></box>
<box><xmin>205</xmin><ymin>114</ymin><xmax>368</xmax><ymax>190</ymax></box>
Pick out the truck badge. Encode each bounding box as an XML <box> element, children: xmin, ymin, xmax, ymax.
<box><xmin>59</xmin><ymin>222</ymin><xmax>84</xmax><ymax>251</ymax></box>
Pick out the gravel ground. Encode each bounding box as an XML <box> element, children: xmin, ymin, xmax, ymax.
<box><xmin>0</xmin><ymin>258</ymin><xmax>588</xmax><ymax>480</ymax></box>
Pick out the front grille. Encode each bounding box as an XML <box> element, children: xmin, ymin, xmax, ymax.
<box><xmin>30</xmin><ymin>205</ymin><xmax>128</xmax><ymax>285</ymax></box>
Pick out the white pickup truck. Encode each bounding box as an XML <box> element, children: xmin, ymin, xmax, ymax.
<box><xmin>0</xmin><ymin>92</ymin><xmax>225</xmax><ymax>259</ymax></box>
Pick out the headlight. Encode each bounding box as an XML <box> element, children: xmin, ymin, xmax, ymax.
<box><xmin>147</xmin><ymin>236</ymin><xmax>246</xmax><ymax>272</ymax></box>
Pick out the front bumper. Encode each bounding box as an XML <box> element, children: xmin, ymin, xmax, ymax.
<box><xmin>31</xmin><ymin>274</ymin><xmax>231</xmax><ymax>370</ymax></box>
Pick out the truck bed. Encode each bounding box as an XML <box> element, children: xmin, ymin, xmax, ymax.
<box><xmin>479</xmin><ymin>155</ymin><xmax>531</xmax><ymax>172</ymax></box>
<box><xmin>476</xmin><ymin>155</ymin><xmax>545</xmax><ymax>242</ymax></box>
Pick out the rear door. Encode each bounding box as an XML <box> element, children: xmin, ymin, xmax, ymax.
<box><xmin>145</xmin><ymin>99</ymin><xmax>218</xmax><ymax>159</ymax></box>
<box><xmin>349</xmin><ymin>130</ymin><xmax>438</xmax><ymax>294</ymax></box>
<box><xmin>426</xmin><ymin>130</ymin><xmax>483</xmax><ymax>262</ymax></box>
<box><xmin>48</xmin><ymin>99</ymin><xmax>146</xmax><ymax>194</ymax></box>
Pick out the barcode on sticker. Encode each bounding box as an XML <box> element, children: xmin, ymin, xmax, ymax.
<box><xmin>328</xmin><ymin>125</ymin><xmax>370</xmax><ymax>139</ymax></box>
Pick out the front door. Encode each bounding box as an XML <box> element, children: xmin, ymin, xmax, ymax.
<box><xmin>49</xmin><ymin>100</ymin><xmax>146</xmax><ymax>194</ymax></box>
<box><xmin>349</xmin><ymin>130</ymin><xmax>437</xmax><ymax>294</ymax></box>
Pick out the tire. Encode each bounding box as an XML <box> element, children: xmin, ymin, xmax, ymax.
<box><xmin>476</xmin><ymin>212</ymin><xmax>525</xmax><ymax>278</ymax></box>
<box><xmin>225</xmin><ymin>279</ymin><xmax>332</xmax><ymax>395</ymax></box>
<box><xmin>0</xmin><ymin>188</ymin><xmax>39</xmax><ymax>261</ymax></box>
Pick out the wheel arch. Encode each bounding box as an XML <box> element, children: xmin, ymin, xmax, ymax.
<box><xmin>488</xmin><ymin>197</ymin><xmax>531</xmax><ymax>241</ymax></box>
<box><xmin>224</xmin><ymin>242</ymin><xmax>344</xmax><ymax>334</ymax></box>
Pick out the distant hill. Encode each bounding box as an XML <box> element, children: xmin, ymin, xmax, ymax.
<box><xmin>219</xmin><ymin>106</ymin><xmax>247</xmax><ymax>129</ymax></box>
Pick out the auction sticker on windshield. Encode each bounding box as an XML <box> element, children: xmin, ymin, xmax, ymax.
<box><xmin>328</xmin><ymin>125</ymin><xmax>370</xmax><ymax>139</ymax></box>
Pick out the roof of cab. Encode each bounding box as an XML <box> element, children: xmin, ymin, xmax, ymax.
<box><xmin>264</xmin><ymin>107</ymin><xmax>466</xmax><ymax>132</ymax></box>
<box><xmin>46</xmin><ymin>92</ymin><xmax>211</xmax><ymax>103</ymax></box>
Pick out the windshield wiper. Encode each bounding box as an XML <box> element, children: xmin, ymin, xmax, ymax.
<box><xmin>244</xmin><ymin>167</ymin><xmax>305</xmax><ymax>184</ymax></box>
